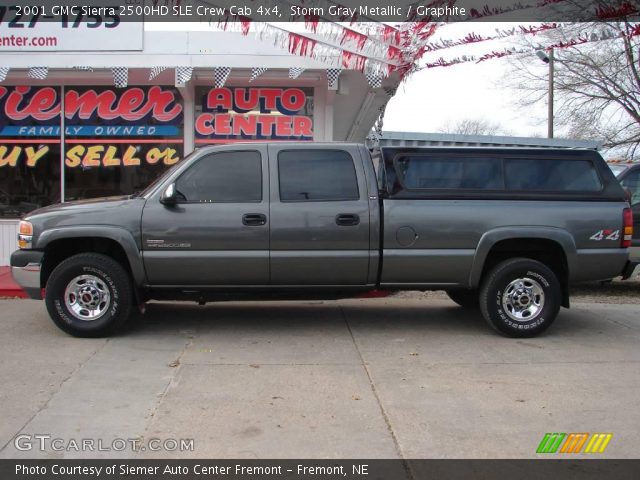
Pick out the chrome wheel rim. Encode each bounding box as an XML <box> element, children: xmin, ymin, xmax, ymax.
<box><xmin>64</xmin><ymin>274</ymin><xmax>111</xmax><ymax>321</ymax></box>
<box><xmin>501</xmin><ymin>277</ymin><xmax>545</xmax><ymax>322</ymax></box>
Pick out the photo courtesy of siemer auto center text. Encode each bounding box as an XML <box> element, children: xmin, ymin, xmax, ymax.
<box><xmin>0</xmin><ymin>0</ymin><xmax>639</xmax><ymax>479</ymax></box>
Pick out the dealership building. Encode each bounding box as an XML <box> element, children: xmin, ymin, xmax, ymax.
<box><xmin>0</xmin><ymin>23</ymin><xmax>402</xmax><ymax>264</ymax></box>
<box><xmin>0</xmin><ymin>21</ymin><xmax>605</xmax><ymax>266</ymax></box>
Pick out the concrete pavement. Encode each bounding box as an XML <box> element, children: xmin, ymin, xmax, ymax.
<box><xmin>0</xmin><ymin>297</ymin><xmax>638</xmax><ymax>459</ymax></box>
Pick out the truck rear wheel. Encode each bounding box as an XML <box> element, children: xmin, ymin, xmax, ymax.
<box><xmin>45</xmin><ymin>253</ymin><xmax>132</xmax><ymax>337</ymax></box>
<box><xmin>479</xmin><ymin>258</ymin><xmax>561</xmax><ymax>338</ymax></box>
<box><xmin>445</xmin><ymin>289</ymin><xmax>479</xmax><ymax>308</ymax></box>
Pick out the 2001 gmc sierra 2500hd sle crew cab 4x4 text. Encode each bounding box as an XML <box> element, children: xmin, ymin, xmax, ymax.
<box><xmin>10</xmin><ymin>143</ymin><xmax>634</xmax><ymax>338</ymax></box>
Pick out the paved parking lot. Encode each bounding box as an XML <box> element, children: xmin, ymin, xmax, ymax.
<box><xmin>0</xmin><ymin>296</ymin><xmax>639</xmax><ymax>459</ymax></box>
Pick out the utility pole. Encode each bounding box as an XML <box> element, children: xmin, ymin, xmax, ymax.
<box><xmin>536</xmin><ymin>48</ymin><xmax>554</xmax><ymax>139</ymax></box>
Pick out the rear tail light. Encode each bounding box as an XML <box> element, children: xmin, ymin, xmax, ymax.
<box><xmin>622</xmin><ymin>207</ymin><xmax>633</xmax><ymax>248</ymax></box>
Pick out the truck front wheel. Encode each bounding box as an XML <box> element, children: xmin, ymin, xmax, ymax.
<box><xmin>479</xmin><ymin>258</ymin><xmax>561</xmax><ymax>338</ymax></box>
<box><xmin>45</xmin><ymin>253</ymin><xmax>133</xmax><ymax>337</ymax></box>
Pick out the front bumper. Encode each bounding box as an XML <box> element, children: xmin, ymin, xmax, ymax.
<box><xmin>10</xmin><ymin>250</ymin><xmax>44</xmax><ymax>299</ymax></box>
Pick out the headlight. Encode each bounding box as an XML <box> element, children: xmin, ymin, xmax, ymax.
<box><xmin>18</xmin><ymin>221</ymin><xmax>33</xmax><ymax>249</ymax></box>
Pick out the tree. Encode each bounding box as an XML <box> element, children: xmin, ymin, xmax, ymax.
<box><xmin>505</xmin><ymin>20</ymin><xmax>640</xmax><ymax>159</ymax></box>
<box><xmin>438</xmin><ymin>118</ymin><xmax>511</xmax><ymax>136</ymax></box>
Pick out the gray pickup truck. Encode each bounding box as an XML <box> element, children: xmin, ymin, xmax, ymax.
<box><xmin>11</xmin><ymin>143</ymin><xmax>634</xmax><ymax>338</ymax></box>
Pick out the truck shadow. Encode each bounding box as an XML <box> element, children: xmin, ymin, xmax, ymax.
<box><xmin>123</xmin><ymin>299</ymin><xmax>603</xmax><ymax>338</ymax></box>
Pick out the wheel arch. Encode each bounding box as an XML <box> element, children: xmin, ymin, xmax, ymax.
<box><xmin>37</xmin><ymin>227</ymin><xmax>145</xmax><ymax>289</ymax></box>
<box><xmin>469</xmin><ymin>227</ymin><xmax>575</xmax><ymax>308</ymax></box>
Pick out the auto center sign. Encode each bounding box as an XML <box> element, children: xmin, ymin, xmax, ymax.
<box><xmin>195</xmin><ymin>87</ymin><xmax>314</xmax><ymax>143</ymax></box>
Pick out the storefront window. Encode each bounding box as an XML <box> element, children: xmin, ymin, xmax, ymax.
<box><xmin>64</xmin><ymin>86</ymin><xmax>184</xmax><ymax>200</ymax></box>
<box><xmin>0</xmin><ymin>86</ymin><xmax>62</xmax><ymax>217</ymax></box>
<box><xmin>0</xmin><ymin>85</ymin><xmax>185</xmax><ymax>216</ymax></box>
<box><xmin>195</xmin><ymin>87</ymin><xmax>314</xmax><ymax>144</ymax></box>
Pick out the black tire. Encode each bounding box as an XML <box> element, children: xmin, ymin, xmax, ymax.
<box><xmin>445</xmin><ymin>289</ymin><xmax>479</xmax><ymax>308</ymax></box>
<box><xmin>45</xmin><ymin>253</ymin><xmax>132</xmax><ymax>337</ymax></box>
<box><xmin>479</xmin><ymin>258</ymin><xmax>561</xmax><ymax>338</ymax></box>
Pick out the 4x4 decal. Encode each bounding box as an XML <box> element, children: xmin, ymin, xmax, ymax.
<box><xmin>590</xmin><ymin>230</ymin><xmax>620</xmax><ymax>241</ymax></box>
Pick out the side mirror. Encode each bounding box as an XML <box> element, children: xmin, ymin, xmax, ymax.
<box><xmin>160</xmin><ymin>183</ymin><xmax>177</xmax><ymax>206</ymax></box>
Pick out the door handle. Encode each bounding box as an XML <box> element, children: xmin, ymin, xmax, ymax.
<box><xmin>242</xmin><ymin>213</ymin><xmax>267</xmax><ymax>226</ymax></box>
<box><xmin>335</xmin><ymin>214</ymin><xmax>360</xmax><ymax>226</ymax></box>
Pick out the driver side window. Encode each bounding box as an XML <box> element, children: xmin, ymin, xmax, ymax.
<box><xmin>175</xmin><ymin>151</ymin><xmax>262</xmax><ymax>203</ymax></box>
<box><xmin>621</xmin><ymin>170</ymin><xmax>640</xmax><ymax>205</ymax></box>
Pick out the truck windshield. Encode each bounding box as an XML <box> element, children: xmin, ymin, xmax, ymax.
<box><xmin>133</xmin><ymin>150</ymin><xmax>199</xmax><ymax>198</ymax></box>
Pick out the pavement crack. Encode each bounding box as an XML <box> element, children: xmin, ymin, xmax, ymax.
<box><xmin>136</xmin><ymin>333</ymin><xmax>194</xmax><ymax>457</ymax></box>
<box><xmin>0</xmin><ymin>338</ymin><xmax>111</xmax><ymax>454</ymax></box>
<box><xmin>339</xmin><ymin>305</ymin><xmax>413</xmax><ymax>480</ymax></box>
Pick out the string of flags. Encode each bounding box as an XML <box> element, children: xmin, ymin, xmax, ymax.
<box><xmin>249</xmin><ymin>67</ymin><xmax>268</xmax><ymax>82</ymax></box>
<box><xmin>249</xmin><ymin>21</ymin><xmax>395</xmax><ymax>79</ymax></box>
<box><xmin>112</xmin><ymin>67</ymin><xmax>128</xmax><ymax>88</ymax></box>
<box><xmin>213</xmin><ymin>67</ymin><xmax>232</xmax><ymax>88</ymax></box>
<box><xmin>288</xmin><ymin>67</ymin><xmax>305</xmax><ymax>79</ymax></box>
<box><xmin>422</xmin><ymin>24</ymin><xmax>640</xmax><ymax>69</ymax></box>
<box><xmin>27</xmin><ymin>67</ymin><xmax>48</xmax><ymax>80</ymax></box>
<box><xmin>0</xmin><ymin>65</ymin><xmax>384</xmax><ymax>89</ymax></box>
<box><xmin>175</xmin><ymin>67</ymin><xmax>193</xmax><ymax>85</ymax></box>
<box><xmin>420</xmin><ymin>23</ymin><xmax>564</xmax><ymax>54</ymax></box>
<box><xmin>327</xmin><ymin>68</ymin><xmax>342</xmax><ymax>89</ymax></box>
<box><xmin>149</xmin><ymin>66</ymin><xmax>169</xmax><ymax>81</ymax></box>
<box><xmin>365</xmin><ymin>72</ymin><xmax>383</xmax><ymax>89</ymax></box>
<box><xmin>418</xmin><ymin>21</ymin><xmax>630</xmax><ymax>57</ymax></box>
<box><xmin>5</xmin><ymin>0</ymin><xmax>637</xmax><ymax>88</ymax></box>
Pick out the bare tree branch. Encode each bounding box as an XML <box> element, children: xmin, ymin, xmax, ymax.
<box><xmin>438</xmin><ymin>118</ymin><xmax>512</xmax><ymax>136</ymax></box>
<box><xmin>503</xmin><ymin>19</ymin><xmax>640</xmax><ymax>159</ymax></box>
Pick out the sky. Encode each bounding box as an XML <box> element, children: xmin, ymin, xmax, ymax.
<box><xmin>383</xmin><ymin>22</ymin><xmax>551</xmax><ymax>137</ymax></box>
<box><xmin>383</xmin><ymin>56</ymin><xmax>549</xmax><ymax>137</ymax></box>
<box><xmin>149</xmin><ymin>21</ymin><xmax>554</xmax><ymax>138</ymax></box>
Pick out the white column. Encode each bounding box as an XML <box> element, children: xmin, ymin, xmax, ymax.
<box><xmin>181</xmin><ymin>80</ymin><xmax>196</xmax><ymax>155</ymax></box>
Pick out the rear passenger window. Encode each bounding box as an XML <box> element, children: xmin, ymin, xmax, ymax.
<box><xmin>505</xmin><ymin>159</ymin><xmax>601</xmax><ymax>192</ymax></box>
<box><xmin>395</xmin><ymin>156</ymin><xmax>503</xmax><ymax>190</ymax></box>
<box><xmin>278</xmin><ymin>150</ymin><xmax>359</xmax><ymax>201</ymax></box>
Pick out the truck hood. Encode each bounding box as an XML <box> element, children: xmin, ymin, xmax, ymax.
<box><xmin>25</xmin><ymin>195</ymin><xmax>147</xmax><ymax>248</ymax></box>
<box><xmin>26</xmin><ymin>195</ymin><xmax>136</xmax><ymax>217</ymax></box>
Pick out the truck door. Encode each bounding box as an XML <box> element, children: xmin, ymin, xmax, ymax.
<box><xmin>141</xmin><ymin>147</ymin><xmax>269</xmax><ymax>285</ymax></box>
<box><xmin>268</xmin><ymin>145</ymin><xmax>371</xmax><ymax>285</ymax></box>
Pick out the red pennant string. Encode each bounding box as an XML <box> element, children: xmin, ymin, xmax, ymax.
<box><xmin>423</xmin><ymin>26</ymin><xmax>640</xmax><ymax>69</ymax></box>
<box><xmin>421</xmin><ymin>23</ymin><xmax>561</xmax><ymax>54</ymax></box>
<box><xmin>383</xmin><ymin>25</ymin><xmax>402</xmax><ymax>46</ymax></box>
<box><xmin>239</xmin><ymin>16</ymin><xmax>251</xmax><ymax>35</ymax></box>
<box><xmin>387</xmin><ymin>46</ymin><xmax>403</xmax><ymax>62</ymax></box>
<box><xmin>341</xmin><ymin>29</ymin><xmax>368</xmax><ymax>50</ymax></box>
<box><xmin>468</xmin><ymin>0</ymin><xmax>565</xmax><ymax>20</ymax></box>
<box><xmin>288</xmin><ymin>33</ymin><xmax>317</xmax><ymax>57</ymax></box>
<box><xmin>304</xmin><ymin>15</ymin><xmax>320</xmax><ymax>33</ymax></box>
<box><xmin>342</xmin><ymin>51</ymin><xmax>366</xmax><ymax>71</ymax></box>
<box><xmin>596</xmin><ymin>1</ymin><xmax>638</xmax><ymax>19</ymax></box>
